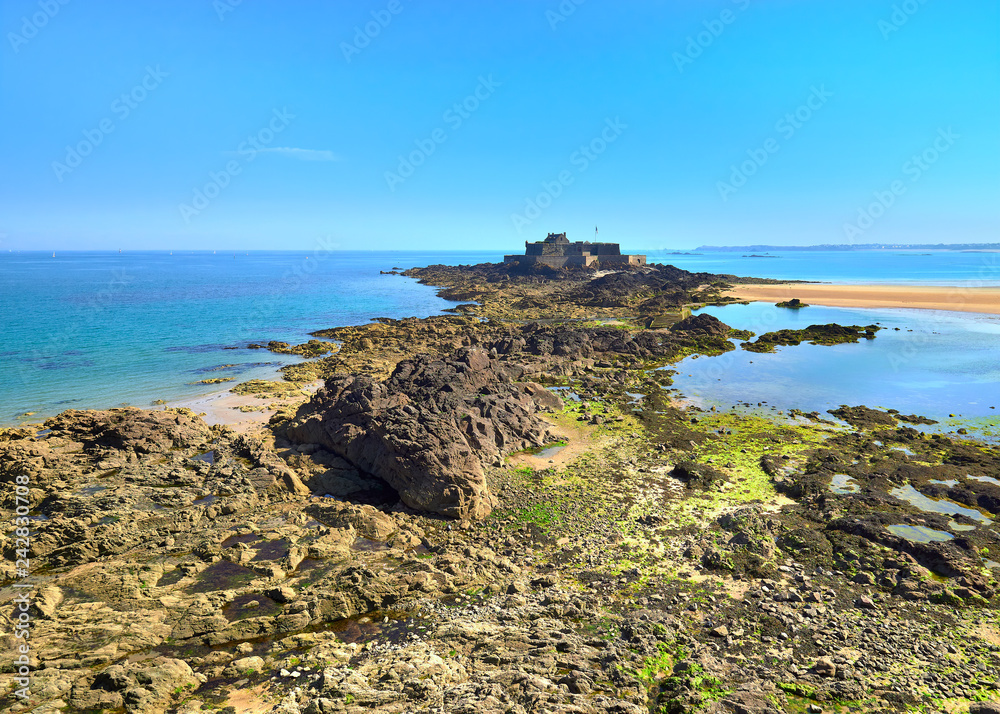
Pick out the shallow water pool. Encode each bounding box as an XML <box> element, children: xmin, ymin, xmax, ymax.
<box><xmin>670</xmin><ymin>303</ymin><xmax>1000</xmax><ymax>429</ymax></box>
<box><xmin>886</xmin><ymin>524</ymin><xmax>954</xmax><ymax>543</ymax></box>
<box><xmin>889</xmin><ymin>484</ymin><xmax>992</xmax><ymax>525</ymax></box>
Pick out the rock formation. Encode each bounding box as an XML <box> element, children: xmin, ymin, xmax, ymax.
<box><xmin>283</xmin><ymin>348</ymin><xmax>561</xmax><ymax>519</ymax></box>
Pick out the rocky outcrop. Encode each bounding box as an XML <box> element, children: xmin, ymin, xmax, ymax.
<box><xmin>43</xmin><ymin>408</ymin><xmax>211</xmax><ymax>454</ymax></box>
<box><xmin>284</xmin><ymin>348</ymin><xmax>561</xmax><ymax>520</ymax></box>
<box><xmin>827</xmin><ymin>405</ymin><xmax>899</xmax><ymax>429</ymax></box>
<box><xmin>669</xmin><ymin>313</ymin><xmax>730</xmax><ymax>336</ymax></box>
<box><xmin>742</xmin><ymin>323</ymin><xmax>880</xmax><ymax>353</ymax></box>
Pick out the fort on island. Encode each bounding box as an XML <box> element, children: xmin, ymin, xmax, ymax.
<box><xmin>504</xmin><ymin>232</ymin><xmax>647</xmax><ymax>268</ymax></box>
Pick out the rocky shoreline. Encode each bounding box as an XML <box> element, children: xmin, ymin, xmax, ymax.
<box><xmin>1</xmin><ymin>261</ymin><xmax>997</xmax><ymax>714</ymax></box>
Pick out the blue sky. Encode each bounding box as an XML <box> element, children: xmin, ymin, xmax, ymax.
<box><xmin>1</xmin><ymin>0</ymin><xmax>997</xmax><ymax>251</ymax></box>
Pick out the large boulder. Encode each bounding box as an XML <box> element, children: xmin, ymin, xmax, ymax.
<box><xmin>44</xmin><ymin>408</ymin><xmax>211</xmax><ymax>454</ymax></box>
<box><xmin>284</xmin><ymin>348</ymin><xmax>560</xmax><ymax>520</ymax></box>
<box><xmin>669</xmin><ymin>313</ymin><xmax>729</xmax><ymax>336</ymax></box>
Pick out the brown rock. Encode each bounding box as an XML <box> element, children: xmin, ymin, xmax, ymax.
<box><xmin>45</xmin><ymin>407</ymin><xmax>211</xmax><ymax>454</ymax></box>
<box><xmin>285</xmin><ymin>348</ymin><xmax>560</xmax><ymax>519</ymax></box>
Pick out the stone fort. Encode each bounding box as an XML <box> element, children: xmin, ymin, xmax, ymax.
<box><xmin>504</xmin><ymin>232</ymin><xmax>646</xmax><ymax>268</ymax></box>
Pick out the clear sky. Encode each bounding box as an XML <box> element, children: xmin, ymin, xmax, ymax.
<box><xmin>1</xmin><ymin>0</ymin><xmax>998</xmax><ymax>251</ymax></box>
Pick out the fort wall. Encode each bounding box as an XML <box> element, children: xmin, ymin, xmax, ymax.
<box><xmin>504</xmin><ymin>232</ymin><xmax>645</xmax><ymax>267</ymax></box>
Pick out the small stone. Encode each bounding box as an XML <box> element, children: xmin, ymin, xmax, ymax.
<box><xmin>855</xmin><ymin>596</ymin><xmax>877</xmax><ymax>610</ymax></box>
<box><xmin>814</xmin><ymin>658</ymin><xmax>837</xmax><ymax>678</ymax></box>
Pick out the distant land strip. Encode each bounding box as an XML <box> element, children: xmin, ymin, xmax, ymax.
<box><xmin>724</xmin><ymin>283</ymin><xmax>1000</xmax><ymax>315</ymax></box>
<box><xmin>696</xmin><ymin>243</ymin><xmax>1000</xmax><ymax>252</ymax></box>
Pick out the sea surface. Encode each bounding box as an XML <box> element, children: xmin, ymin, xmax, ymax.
<box><xmin>0</xmin><ymin>250</ymin><xmax>503</xmax><ymax>425</ymax></box>
<box><xmin>643</xmin><ymin>248</ymin><xmax>1000</xmax><ymax>286</ymax></box>
<box><xmin>1</xmin><ymin>248</ymin><xmax>998</xmax><ymax>428</ymax></box>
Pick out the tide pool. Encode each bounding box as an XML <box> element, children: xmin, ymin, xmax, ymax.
<box><xmin>669</xmin><ymin>302</ymin><xmax>1000</xmax><ymax>434</ymax></box>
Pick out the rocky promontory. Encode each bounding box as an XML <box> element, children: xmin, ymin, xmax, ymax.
<box><xmin>2</xmin><ymin>260</ymin><xmax>997</xmax><ymax>714</ymax></box>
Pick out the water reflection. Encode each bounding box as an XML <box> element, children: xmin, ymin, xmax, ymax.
<box><xmin>669</xmin><ymin>303</ymin><xmax>1000</xmax><ymax>428</ymax></box>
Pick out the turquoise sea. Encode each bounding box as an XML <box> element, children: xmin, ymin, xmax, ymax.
<box><xmin>0</xmin><ymin>250</ymin><xmax>503</xmax><ymax>424</ymax></box>
<box><xmin>642</xmin><ymin>248</ymin><xmax>1000</xmax><ymax>286</ymax></box>
<box><xmin>1</xmin><ymin>248</ymin><xmax>998</xmax><ymax>428</ymax></box>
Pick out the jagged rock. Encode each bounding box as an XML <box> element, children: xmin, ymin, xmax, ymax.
<box><xmin>307</xmin><ymin>501</ymin><xmax>398</xmax><ymax>541</ymax></box>
<box><xmin>285</xmin><ymin>348</ymin><xmax>560</xmax><ymax>519</ymax></box>
<box><xmin>93</xmin><ymin>664</ymin><xmax>132</xmax><ymax>691</ymax></box>
<box><xmin>45</xmin><ymin>408</ymin><xmax>211</xmax><ymax>454</ymax></box>
<box><xmin>710</xmin><ymin>689</ymin><xmax>784</xmax><ymax>714</ymax></box>
<box><xmin>826</xmin><ymin>405</ymin><xmax>898</xmax><ymax>429</ymax></box>
<box><xmin>671</xmin><ymin>460</ymin><xmax>725</xmax><ymax>489</ymax></box>
<box><xmin>33</xmin><ymin>585</ymin><xmax>64</xmax><ymax>618</ymax></box>
<box><xmin>670</xmin><ymin>313</ymin><xmax>730</xmax><ymax>336</ymax></box>
<box><xmin>229</xmin><ymin>432</ymin><xmax>311</xmax><ymax>495</ymax></box>
<box><xmin>266</xmin><ymin>586</ymin><xmax>297</xmax><ymax>604</ymax></box>
<box><xmin>813</xmin><ymin>658</ymin><xmax>837</xmax><ymax>677</ymax></box>
<box><xmin>970</xmin><ymin>703</ymin><xmax>1000</xmax><ymax>714</ymax></box>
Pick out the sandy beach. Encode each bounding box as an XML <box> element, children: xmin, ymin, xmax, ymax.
<box><xmin>165</xmin><ymin>380</ymin><xmax>322</xmax><ymax>432</ymax></box>
<box><xmin>723</xmin><ymin>283</ymin><xmax>1000</xmax><ymax>315</ymax></box>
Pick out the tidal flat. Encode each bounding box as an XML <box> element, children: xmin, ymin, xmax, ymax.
<box><xmin>1</xmin><ymin>261</ymin><xmax>998</xmax><ymax>714</ymax></box>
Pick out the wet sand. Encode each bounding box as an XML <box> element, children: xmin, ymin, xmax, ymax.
<box><xmin>165</xmin><ymin>380</ymin><xmax>322</xmax><ymax>433</ymax></box>
<box><xmin>723</xmin><ymin>284</ymin><xmax>1000</xmax><ymax>315</ymax></box>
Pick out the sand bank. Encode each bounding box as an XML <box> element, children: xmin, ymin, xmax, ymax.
<box><xmin>723</xmin><ymin>284</ymin><xmax>1000</xmax><ymax>315</ymax></box>
<box><xmin>166</xmin><ymin>380</ymin><xmax>322</xmax><ymax>433</ymax></box>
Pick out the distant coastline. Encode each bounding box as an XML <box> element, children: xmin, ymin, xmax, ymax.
<box><xmin>723</xmin><ymin>283</ymin><xmax>1000</xmax><ymax>315</ymax></box>
<box><xmin>695</xmin><ymin>242</ymin><xmax>1000</xmax><ymax>252</ymax></box>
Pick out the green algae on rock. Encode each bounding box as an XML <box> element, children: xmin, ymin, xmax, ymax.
<box><xmin>230</xmin><ymin>379</ymin><xmax>306</xmax><ymax>398</ymax></box>
<box><xmin>775</xmin><ymin>298</ymin><xmax>809</xmax><ymax>308</ymax></box>
<box><xmin>740</xmin><ymin>323</ymin><xmax>881</xmax><ymax>352</ymax></box>
<box><xmin>191</xmin><ymin>377</ymin><xmax>236</xmax><ymax>385</ymax></box>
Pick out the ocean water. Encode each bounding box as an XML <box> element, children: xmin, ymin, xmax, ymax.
<box><xmin>642</xmin><ymin>248</ymin><xmax>1000</xmax><ymax>286</ymax></box>
<box><xmin>0</xmin><ymin>250</ymin><xmax>503</xmax><ymax>424</ymax></box>
<box><xmin>2</xmin><ymin>248</ymin><xmax>998</xmax><ymax>428</ymax></box>
<box><xmin>670</xmin><ymin>302</ymin><xmax>1000</xmax><ymax>434</ymax></box>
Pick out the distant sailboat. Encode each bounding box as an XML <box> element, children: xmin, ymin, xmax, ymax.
<box><xmin>52</xmin><ymin>252</ymin><xmax>55</xmax><ymax>258</ymax></box>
